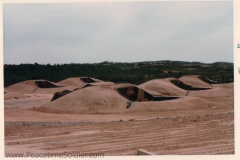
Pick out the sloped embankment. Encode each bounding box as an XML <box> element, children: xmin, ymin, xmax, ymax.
<box><xmin>138</xmin><ymin>78</ymin><xmax>187</xmax><ymax>96</ymax></box>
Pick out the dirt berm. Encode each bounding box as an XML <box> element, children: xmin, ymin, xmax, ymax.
<box><xmin>5</xmin><ymin>80</ymin><xmax>77</xmax><ymax>94</ymax></box>
<box><xmin>179</xmin><ymin>75</ymin><xmax>213</xmax><ymax>89</ymax></box>
<box><xmin>138</xmin><ymin>78</ymin><xmax>187</xmax><ymax>96</ymax></box>
<box><xmin>57</xmin><ymin>77</ymin><xmax>114</xmax><ymax>87</ymax></box>
<box><xmin>37</xmin><ymin>84</ymin><xmax>213</xmax><ymax>114</ymax></box>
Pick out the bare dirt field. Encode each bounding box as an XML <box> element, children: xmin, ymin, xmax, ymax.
<box><xmin>4</xmin><ymin>76</ymin><xmax>234</xmax><ymax>156</ymax></box>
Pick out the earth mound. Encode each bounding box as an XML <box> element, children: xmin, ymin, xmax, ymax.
<box><xmin>138</xmin><ymin>78</ymin><xmax>187</xmax><ymax>96</ymax></box>
<box><xmin>197</xmin><ymin>76</ymin><xmax>218</xmax><ymax>84</ymax></box>
<box><xmin>57</xmin><ymin>77</ymin><xmax>113</xmax><ymax>87</ymax></box>
<box><xmin>35</xmin><ymin>80</ymin><xmax>63</xmax><ymax>88</ymax></box>
<box><xmin>38</xmin><ymin>84</ymin><xmax>212</xmax><ymax>114</ymax></box>
<box><xmin>187</xmin><ymin>85</ymin><xmax>233</xmax><ymax>98</ymax></box>
<box><xmin>128</xmin><ymin>96</ymin><xmax>213</xmax><ymax>113</ymax></box>
<box><xmin>178</xmin><ymin>75</ymin><xmax>213</xmax><ymax>89</ymax></box>
<box><xmin>38</xmin><ymin>84</ymin><xmax>204</xmax><ymax>114</ymax></box>
<box><xmin>5</xmin><ymin>80</ymin><xmax>76</xmax><ymax>94</ymax></box>
<box><xmin>6</xmin><ymin>80</ymin><xmax>39</xmax><ymax>93</ymax></box>
<box><xmin>37</xmin><ymin>85</ymin><xmax>129</xmax><ymax>114</ymax></box>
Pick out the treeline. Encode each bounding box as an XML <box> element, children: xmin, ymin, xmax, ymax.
<box><xmin>4</xmin><ymin>62</ymin><xmax>233</xmax><ymax>87</ymax></box>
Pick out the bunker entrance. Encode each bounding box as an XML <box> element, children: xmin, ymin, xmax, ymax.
<box><xmin>116</xmin><ymin>86</ymin><xmax>179</xmax><ymax>102</ymax></box>
<box><xmin>197</xmin><ymin>76</ymin><xmax>218</xmax><ymax>84</ymax></box>
<box><xmin>51</xmin><ymin>90</ymin><xmax>72</xmax><ymax>101</ymax></box>
<box><xmin>35</xmin><ymin>80</ymin><xmax>63</xmax><ymax>88</ymax></box>
<box><xmin>50</xmin><ymin>84</ymin><xmax>94</xmax><ymax>101</ymax></box>
<box><xmin>80</xmin><ymin>77</ymin><xmax>96</xmax><ymax>83</ymax></box>
<box><xmin>170</xmin><ymin>79</ymin><xmax>211</xmax><ymax>90</ymax></box>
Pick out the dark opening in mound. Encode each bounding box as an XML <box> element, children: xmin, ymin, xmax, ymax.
<box><xmin>197</xmin><ymin>76</ymin><xmax>218</xmax><ymax>84</ymax></box>
<box><xmin>117</xmin><ymin>86</ymin><xmax>152</xmax><ymax>101</ymax></box>
<box><xmin>35</xmin><ymin>80</ymin><xmax>63</xmax><ymax>88</ymax></box>
<box><xmin>116</xmin><ymin>86</ymin><xmax>179</xmax><ymax>102</ymax></box>
<box><xmin>51</xmin><ymin>90</ymin><xmax>72</xmax><ymax>101</ymax></box>
<box><xmin>80</xmin><ymin>77</ymin><xmax>96</xmax><ymax>83</ymax></box>
<box><xmin>170</xmin><ymin>79</ymin><xmax>211</xmax><ymax>90</ymax></box>
<box><xmin>50</xmin><ymin>84</ymin><xmax>94</xmax><ymax>102</ymax></box>
<box><xmin>152</xmin><ymin>96</ymin><xmax>180</xmax><ymax>101</ymax></box>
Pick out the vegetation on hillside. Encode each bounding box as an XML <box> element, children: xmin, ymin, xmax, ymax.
<box><xmin>4</xmin><ymin>61</ymin><xmax>233</xmax><ymax>87</ymax></box>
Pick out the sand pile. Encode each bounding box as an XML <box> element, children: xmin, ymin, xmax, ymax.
<box><xmin>37</xmin><ymin>83</ymin><xmax>212</xmax><ymax>114</ymax></box>
<box><xmin>38</xmin><ymin>83</ymin><xmax>213</xmax><ymax>114</ymax></box>
<box><xmin>5</xmin><ymin>80</ymin><xmax>77</xmax><ymax>94</ymax></box>
<box><xmin>38</xmin><ymin>85</ymin><xmax>129</xmax><ymax>114</ymax></box>
<box><xmin>57</xmin><ymin>77</ymin><xmax>86</xmax><ymax>86</ymax></box>
<box><xmin>198</xmin><ymin>76</ymin><xmax>218</xmax><ymax>84</ymax></box>
<box><xmin>57</xmin><ymin>77</ymin><xmax>114</xmax><ymax>87</ymax></box>
<box><xmin>138</xmin><ymin>78</ymin><xmax>187</xmax><ymax>96</ymax></box>
<box><xmin>188</xmin><ymin>83</ymin><xmax>233</xmax><ymax>98</ymax></box>
<box><xmin>48</xmin><ymin>77</ymin><xmax>115</xmax><ymax>101</ymax></box>
<box><xmin>6</xmin><ymin>80</ymin><xmax>39</xmax><ymax>93</ymax></box>
<box><xmin>178</xmin><ymin>75</ymin><xmax>212</xmax><ymax>89</ymax></box>
<box><xmin>128</xmin><ymin>96</ymin><xmax>213</xmax><ymax>113</ymax></box>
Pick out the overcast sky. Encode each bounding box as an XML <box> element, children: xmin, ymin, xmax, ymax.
<box><xmin>3</xmin><ymin>1</ymin><xmax>233</xmax><ymax>64</ymax></box>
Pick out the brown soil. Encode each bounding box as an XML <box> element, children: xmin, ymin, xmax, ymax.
<box><xmin>5</xmin><ymin>80</ymin><xmax>77</xmax><ymax>94</ymax></box>
<box><xmin>4</xmin><ymin>76</ymin><xmax>234</xmax><ymax>155</ymax></box>
<box><xmin>57</xmin><ymin>77</ymin><xmax>113</xmax><ymax>87</ymax></box>
<box><xmin>5</xmin><ymin>113</ymin><xmax>233</xmax><ymax>155</ymax></box>
<box><xmin>4</xmin><ymin>92</ymin><xmax>30</xmax><ymax>100</ymax></box>
<box><xmin>179</xmin><ymin>75</ymin><xmax>213</xmax><ymax>89</ymax></box>
<box><xmin>138</xmin><ymin>78</ymin><xmax>187</xmax><ymax>96</ymax></box>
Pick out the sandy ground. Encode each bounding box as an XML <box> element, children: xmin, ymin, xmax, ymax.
<box><xmin>4</xmin><ymin>80</ymin><xmax>234</xmax><ymax>156</ymax></box>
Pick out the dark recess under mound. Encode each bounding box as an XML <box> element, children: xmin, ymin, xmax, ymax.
<box><xmin>116</xmin><ymin>86</ymin><xmax>179</xmax><ymax>102</ymax></box>
<box><xmin>35</xmin><ymin>80</ymin><xmax>63</xmax><ymax>88</ymax></box>
<box><xmin>51</xmin><ymin>90</ymin><xmax>72</xmax><ymax>101</ymax></box>
<box><xmin>170</xmin><ymin>79</ymin><xmax>211</xmax><ymax>90</ymax></box>
<box><xmin>80</xmin><ymin>77</ymin><xmax>96</xmax><ymax>83</ymax></box>
<box><xmin>197</xmin><ymin>76</ymin><xmax>218</xmax><ymax>84</ymax></box>
<box><xmin>50</xmin><ymin>84</ymin><xmax>93</xmax><ymax>101</ymax></box>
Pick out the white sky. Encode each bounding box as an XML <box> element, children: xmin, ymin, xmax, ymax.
<box><xmin>3</xmin><ymin>1</ymin><xmax>233</xmax><ymax>64</ymax></box>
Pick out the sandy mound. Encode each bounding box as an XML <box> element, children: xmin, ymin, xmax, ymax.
<box><xmin>5</xmin><ymin>80</ymin><xmax>77</xmax><ymax>94</ymax></box>
<box><xmin>188</xmin><ymin>87</ymin><xmax>233</xmax><ymax>98</ymax></box>
<box><xmin>38</xmin><ymin>85</ymin><xmax>213</xmax><ymax>114</ymax></box>
<box><xmin>128</xmin><ymin>97</ymin><xmax>213</xmax><ymax>113</ymax></box>
<box><xmin>138</xmin><ymin>78</ymin><xmax>187</xmax><ymax>96</ymax></box>
<box><xmin>57</xmin><ymin>77</ymin><xmax>85</xmax><ymax>86</ymax></box>
<box><xmin>38</xmin><ymin>85</ymin><xmax>129</xmax><ymax>114</ymax></box>
<box><xmin>198</xmin><ymin>76</ymin><xmax>218</xmax><ymax>84</ymax></box>
<box><xmin>4</xmin><ymin>91</ymin><xmax>30</xmax><ymax>100</ymax></box>
<box><xmin>49</xmin><ymin>81</ymin><xmax>115</xmax><ymax>101</ymax></box>
<box><xmin>38</xmin><ymin>84</ymin><xmax>208</xmax><ymax>114</ymax></box>
<box><xmin>33</xmin><ymin>87</ymin><xmax>77</xmax><ymax>94</ymax></box>
<box><xmin>179</xmin><ymin>75</ymin><xmax>213</xmax><ymax>89</ymax></box>
<box><xmin>57</xmin><ymin>77</ymin><xmax>111</xmax><ymax>87</ymax></box>
<box><xmin>6</xmin><ymin>80</ymin><xmax>38</xmax><ymax>93</ymax></box>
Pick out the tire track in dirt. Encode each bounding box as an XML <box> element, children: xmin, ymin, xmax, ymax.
<box><xmin>5</xmin><ymin>113</ymin><xmax>233</xmax><ymax>155</ymax></box>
